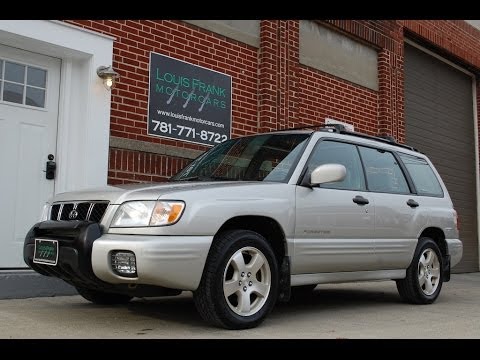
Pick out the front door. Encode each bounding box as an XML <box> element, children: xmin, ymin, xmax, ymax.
<box><xmin>0</xmin><ymin>44</ymin><xmax>61</xmax><ymax>267</ymax></box>
<box><xmin>293</xmin><ymin>140</ymin><xmax>376</xmax><ymax>274</ymax></box>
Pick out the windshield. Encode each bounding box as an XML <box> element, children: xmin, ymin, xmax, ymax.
<box><xmin>171</xmin><ymin>133</ymin><xmax>310</xmax><ymax>183</ymax></box>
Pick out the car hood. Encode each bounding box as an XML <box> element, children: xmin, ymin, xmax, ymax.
<box><xmin>50</xmin><ymin>181</ymin><xmax>283</xmax><ymax>204</ymax></box>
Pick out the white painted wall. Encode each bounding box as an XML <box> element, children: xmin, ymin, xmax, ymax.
<box><xmin>0</xmin><ymin>20</ymin><xmax>115</xmax><ymax>194</ymax></box>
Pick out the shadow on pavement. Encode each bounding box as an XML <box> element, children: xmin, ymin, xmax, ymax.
<box><xmin>69</xmin><ymin>285</ymin><xmax>403</xmax><ymax>328</ymax></box>
<box><xmin>128</xmin><ymin>295</ymin><xmax>206</xmax><ymax>328</ymax></box>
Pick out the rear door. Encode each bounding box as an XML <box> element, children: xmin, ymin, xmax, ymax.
<box><xmin>357</xmin><ymin>146</ymin><xmax>422</xmax><ymax>270</ymax></box>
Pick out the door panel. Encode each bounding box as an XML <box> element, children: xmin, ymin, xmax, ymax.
<box><xmin>0</xmin><ymin>44</ymin><xmax>60</xmax><ymax>267</ymax></box>
<box><xmin>370</xmin><ymin>193</ymin><xmax>421</xmax><ymax>269</ymax></box>
<box><xmin>292</xmin><ymin>139</ymin><xmax>376</xmax><ymax>274</ymax></box>
<box><xmin>293</xmin><ymin>187</ymin><xmax>375</xmax><ymax>273</ymax></box>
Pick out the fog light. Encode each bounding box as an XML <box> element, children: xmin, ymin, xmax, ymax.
<box><xmin>111</xmin><ymin>251</ymin><xmax>137</xmax><ymax>278</ymax></box>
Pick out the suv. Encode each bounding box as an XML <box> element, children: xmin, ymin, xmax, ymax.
<box><xmin>24</xmin><ymin>126</ymin><xmax>463</xmax><ymax>329</ymax></box>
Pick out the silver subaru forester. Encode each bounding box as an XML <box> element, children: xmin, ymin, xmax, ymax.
<box><xmin>24</xmin><ymin>125</ymin><xmax>463</xmax><ymax>329</ymax></box>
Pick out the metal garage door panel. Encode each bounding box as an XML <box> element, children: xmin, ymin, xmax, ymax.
<box><xmin>405</xmin><ymin>43</ymin><xmax>477</xmax><ymax>272</ymax></box>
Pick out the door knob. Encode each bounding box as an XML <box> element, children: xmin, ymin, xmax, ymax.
<box><xmin>407</xmin><ymin>199</ymin><xmax>419</xmax><ymax>208</ymax></box>
<box><xmin>45</xmin><ymin>154</ymin><xmax>56</xmax><ymax>180</ymax></box>
<box><xmin>352</xmin><ymin>195</ymin><xmax>369</xmax><ymax>205</ymax></box>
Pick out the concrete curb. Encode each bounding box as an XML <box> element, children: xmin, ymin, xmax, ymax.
<box><xmin>0</xmin><ymin>270</ymin><xmax>77</xmax><ymax>299</ymax></box>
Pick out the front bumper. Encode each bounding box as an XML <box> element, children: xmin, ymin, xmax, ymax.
<box><xmin>92</xmin><ymin>234</ymin><xmax>212</xmax><ymax>290</ymax></box>
<box><xmin>24</xmin><ymin>220</ymin><xmax>212</xmax><ymax>293</ymax></box>
<box><xmin>24</xmin><ymin>221</ymin><xmax>102</xmax><ymax>286</ymax></box>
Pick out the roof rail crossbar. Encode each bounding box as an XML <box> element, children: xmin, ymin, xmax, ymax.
<box><xmin>341</xmin><ymin>131</ymin><xmax>418</xmax><ymax>152</ymax></box>
<box><xmin>273</xmin><ymin>123</ymin><xmax>418</xmax><ymax>152</ymax></box>
<box><xmin>276</xmin><ymin>123</ymin><xmax>347</xmax><ymax>132</ymax></box>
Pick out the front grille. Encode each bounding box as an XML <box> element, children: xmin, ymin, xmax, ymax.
<box><xmin>49</xmin><ymin>202</ymin><xmax>109</xmax><ymax>223</ymax></box>
<box><xmin>60</xmin><ymin>204</ymin><xmax>74</xmax><ymax>220</ymax></box>
<box><xmin>51</xmin><ymin>204</ymin><xmax>60</xmax><ymax>220</ymax></box>
<box><xmin>76</xmin><ymin>203</ymin><xmax>90</xmax><ymax>219</ymax></box>
<box><xmin>90</xmin><ymin>203</ymin><xmax>109</xmax><ymax>223</ymax></box>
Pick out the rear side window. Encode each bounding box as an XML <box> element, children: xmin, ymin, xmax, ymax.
<box><xmin>358</xmin><ymin>146</ymin><xmax>410</xmax><ymax>194</ymax></box>
<box><xmin>398</xmin><ymin>153</ymin><xmax>444</xmax><ymax>197</ymax></box>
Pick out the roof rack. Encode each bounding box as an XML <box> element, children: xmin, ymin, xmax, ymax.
<box><xmin>275</xmin><ymin>123</ymin><xmax>418</xmax><ymax>152</ymax></box>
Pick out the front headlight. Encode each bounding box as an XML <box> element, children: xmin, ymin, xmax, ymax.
<box><xmin>111</xmin><ymin>200</ymin><xmax>185</xmax><ymax>227</ymax></box>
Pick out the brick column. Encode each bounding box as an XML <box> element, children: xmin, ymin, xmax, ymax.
<box><xmin>477</xmin><ymin>78</ymin><xmax>480</xmax><ymax>172</ymax></box>
<box><xmin>377</xmin><ymin>23</ymin><xmax>405</xmax><ymax>143</ymax></box>
<box><xmin>258</xmin><ymin>20</ymin><xmax>300</xmax><ymax>132</ymax></box>
<box><xmin>286</xmin><ymin>21</ymin><xmax>300</xmax><ymax>129</ymax></box>
<box><xmin>277</xmin><ymin>20</ymin><xmax>288</xmax><ymax>130</ymax></box>
<box><xmin>258</xmin><ymin>20</ymin><xmax>279</xmax><ymax>132</ymax></box>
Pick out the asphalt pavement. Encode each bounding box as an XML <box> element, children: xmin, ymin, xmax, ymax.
<box><xmin>1</xmin><ymin>273</ymin><xmax>479</xmax><ymax>339</ymax></box>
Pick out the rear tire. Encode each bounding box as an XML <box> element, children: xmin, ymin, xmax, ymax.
<box><xmin>396</xmin><ymin>237</ymin><xmax>443</xmax><ymax>304</ymax></box>
<box><xmin>193</xmin><ymin>230</ymin><xmax>279</xmax><ymax>329</ymax></box>
<box><xmin>76</xmin><ymin>287</ymin><xmax>132</xmax><ymax>305</ymax></box>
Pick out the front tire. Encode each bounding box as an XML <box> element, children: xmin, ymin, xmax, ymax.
<box><xmin>76</xmin><ymin>286</ymin><xmax>132</xmax><ymax>305</ymax></box>
<box><xmin>194</xmin><ymin>230</ymin><xmax>279</xmax><ymax>329</ymax></box>
<box><xmin>396</xmin><ymin>237</ymin><xmax>443</xmax><ymax>304</ymax></box>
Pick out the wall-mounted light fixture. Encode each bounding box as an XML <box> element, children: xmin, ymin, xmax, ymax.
<box><xmin>96</xmin><ymin>65</ymin><xmax>120</xmax><ymax>90</ymax></box>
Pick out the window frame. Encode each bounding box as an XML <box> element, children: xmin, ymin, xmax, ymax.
<box><xmin>171</xmin><ymin>132</ymin><xmax>313</xmax><ymax>184</ymax></box>
<box><xmin>0</xmin><ymin>57</ymin><xmax>49</xmax><ymax>111</ymax></box>
<box><xmin>357</xmin><ymin>144</ymin><xmax>414</xmax><ymax>195</ymax></box>
<box><xmin>396</xmin><ymin>151</ymin><xmax>445</xmax><ymax>198</ymax></box>
<box><xmin>297</xmin><ymin>138</ymin><xmax>367</xmax><ymax>192</ymax></box>
<box><xmin>298</xmin><ymin>137</ymin><xmax>419</xmax><ymax>196</ymax></box>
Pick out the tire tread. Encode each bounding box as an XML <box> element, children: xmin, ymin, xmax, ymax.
<box><xmin>193</xmin><ymin>229</ymin><xmax>277</xmax><ymax>329</ymax></box>
<box><xmin>396</xmin><ymin>237</ymin><xmax>443</xmax><ymax>305</ymax></box>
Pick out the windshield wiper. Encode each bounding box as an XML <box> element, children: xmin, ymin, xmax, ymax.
<box><xmin>175</xmin><ymin>175</ymin><xmax>203</xmax><ymax>181</ymax></box>
<box><xmin>175</xmin><ymin>175</ymin><xmax>233</xmax><ymax>182</ymax></box>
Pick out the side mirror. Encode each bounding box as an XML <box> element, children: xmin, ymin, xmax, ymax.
<box><xmin>310</xmin><ymin>164</ymin><xmax>346</xmax><ymax>186</ymax></box>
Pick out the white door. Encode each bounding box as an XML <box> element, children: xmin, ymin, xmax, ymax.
<box><xmin>0</xmin><ymin>44</ymin><xmax>61</xmax><ymax>268</ymax></box>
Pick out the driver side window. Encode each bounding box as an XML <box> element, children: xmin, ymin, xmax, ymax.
<box><xmin>307</xmin><ymin>140</ymin><xmax>366</xmax><ymax>191</ymax></box>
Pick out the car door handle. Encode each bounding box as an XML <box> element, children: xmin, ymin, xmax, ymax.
<box><xmin>407</xmin><ymin>199</ymin><xmax>419</xmax><ymax>208</ymax></box>
<box><xmin>352</xmin><ymin>195</ymin><xmax>369</xmax><ymax>205</ymax></box>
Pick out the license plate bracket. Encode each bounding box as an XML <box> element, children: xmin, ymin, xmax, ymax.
<box><xmin>33</xmin><ymin>239</ymin><xmax>59</xmax><ymax>266</ymax></box>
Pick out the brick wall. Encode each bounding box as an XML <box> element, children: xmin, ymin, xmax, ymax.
<box><xmin>66</xmin><ymin>20</ymin><xmax>480</xmax><ymax>185</ymax></box>
<box><xmin>297</xmin><ymin>67</ymin><xmax>378</xmax><ymax>135</ymax></box>
<box><xmin>324</xmin><ymin>20</ymin><xmax>480</xmax><ymax>144</ymax></box>
<box><xmin>66</xmin><ymin>20</ymin><xmax>258</xmax><ymax>184</ymax></box>
<box><xmin>108</xmin><ymin>148</ymin><xmax>190</xmax><ymax>185</ymax></box>
<box><xmin>402</xmin><ymin>20</ymin><xmax>480</xmax><ymax>69</ymax></box>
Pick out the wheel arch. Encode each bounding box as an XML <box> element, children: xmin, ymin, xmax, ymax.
<box><xmin>419</xmin><ymin>227</ymin><xmax>448</xmax><ymax>258</ymax></box>
<box><xmin>215</xmin><ymin>215</ymin><xmax>287</xmax><ymax>264</ymax></box>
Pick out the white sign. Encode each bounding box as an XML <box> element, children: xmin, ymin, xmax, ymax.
<box><xmin>325</xmin><ymin>118</ymin><xmax>354</xmax><ymax>132</ymax></box>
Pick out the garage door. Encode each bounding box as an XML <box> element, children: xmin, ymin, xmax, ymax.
<box><xmin>405</xmin><ymin>43</ymin><xmax>477</xmax><ymax>272</ymax></box>
<box><xmin>0</xmin><ymin>44</ymin><xmax>60</xmax><ymax>268</ymax></box>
